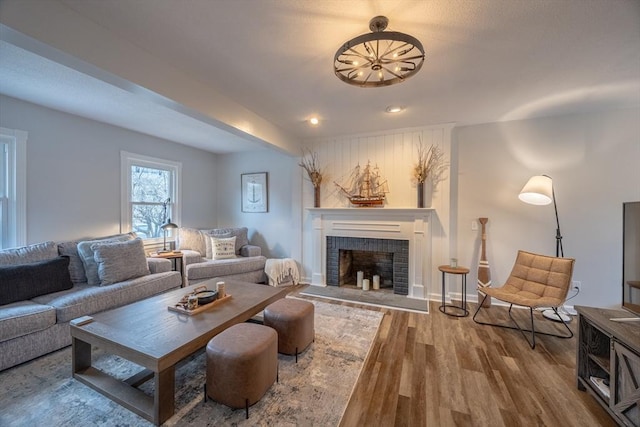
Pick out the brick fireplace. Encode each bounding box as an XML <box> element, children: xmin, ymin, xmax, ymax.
<box><xmin>308</xmin><ymin>208</ymin><xmax>434</xmax><ymax>300</ymax></box>
<box><xmin>326</xmin><ymin>236</ymin><xmax>409</xmax><ymax>295</ymax></box>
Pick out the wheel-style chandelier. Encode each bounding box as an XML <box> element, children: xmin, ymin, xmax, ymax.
<box><xmin>334</xmin><ymin>16</ymin><xmax>425</xmax><ymax>87</ymax></box>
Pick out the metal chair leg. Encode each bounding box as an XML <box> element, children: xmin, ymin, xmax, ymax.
<box><xmin>507</xmin><ymin>305</ymin><xmax>536</xmax><ymax>349</ymax></box>
<box><xmin>473</xmin><ymin>297</ymin><xmax>573</xmax><ymax>349</ymax></box>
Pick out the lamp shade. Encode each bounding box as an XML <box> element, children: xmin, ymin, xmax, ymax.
<box><xmin>518</xmin><ymin>175</ymin><xmax>553</xmax><ymax>205</ymax></box>
<box><xmin>161</xmin><ymin>219</ymin><xmax>178</xmax><ymax>230</ymax></box>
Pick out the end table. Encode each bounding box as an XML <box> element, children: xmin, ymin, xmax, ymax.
<box><xmin>438</xmin><ymin>265</ymin><xmax>470</xmax><ymax>317</ymax></box>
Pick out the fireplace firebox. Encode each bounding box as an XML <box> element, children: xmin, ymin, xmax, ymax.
<box><xmin>326</xmin><ymin>236</ymin><xmax>409</xmax><ymax>295</ymax></box>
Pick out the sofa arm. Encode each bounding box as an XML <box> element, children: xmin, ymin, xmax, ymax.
<box><xmin>240</xmin><ymin>245</ymin><xmax>261</xmax><ymax>257</ymax></box>
<box><xmin>182</xmin><ymin>249</ymin><xmax>205</xmax><ymax>266</ymax></box>
<box><xmin>147</xmin><ymin>257</ymin><xmax>172</xmax><ymax>274</ymax></box>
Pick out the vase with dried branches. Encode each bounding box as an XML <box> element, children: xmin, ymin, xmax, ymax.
<box><xmin>299</xmin><ymin>149</ymin><xmax>324</xmax><ymax>207</ymax></box>
<box><xmin>413</xmin><ymin>139</ymin><xmax>446</xmax><ymax>208</ymax></box>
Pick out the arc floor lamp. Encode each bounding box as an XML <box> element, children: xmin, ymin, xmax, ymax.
<box><xmin>519</xmin><ymin>175</ymin><xmax>571</xmax><ymax>322</ymax></box>
<box><xmin>518</xmin><ymin>175</ymin><xmax>564</xmax><ymax>257</ymax></box>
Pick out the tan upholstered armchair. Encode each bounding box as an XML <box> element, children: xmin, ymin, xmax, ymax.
<box><xmin>473</xmin><ymin>250</ymin><xmax>575</xmax><ymax>349</ymax></box>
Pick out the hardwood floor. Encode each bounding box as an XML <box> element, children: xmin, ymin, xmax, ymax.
<box><xmin>292</xmin><ymin>287</ymin><xmax>615</xmax><ymax>426</ymax></box>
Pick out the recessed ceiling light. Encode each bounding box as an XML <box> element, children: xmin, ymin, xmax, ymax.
<box><xmin>385</xmin><ymin>106</ymin><xmax>404</xmax><ymax>114</ymax></box>
<box><xmin>309</xmin><ymin>117</ymin><xmax>319</xmax><ymax>125</ymax></box>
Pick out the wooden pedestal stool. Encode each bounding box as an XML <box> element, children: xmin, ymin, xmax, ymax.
<box><xmin>204</xmin><ymin>323</ymin><xmax>278</xmax><ymax>419</ymax></box>
<box><xmin>264</xmin><ymin>298</ymin><xmax>314</xmax><ymax>362</ymax></box>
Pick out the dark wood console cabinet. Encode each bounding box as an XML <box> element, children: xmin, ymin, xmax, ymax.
<box><xmin>576</xmin><ymin>306</ymin><xmax>640</xmax><ymax>426</ymax></box>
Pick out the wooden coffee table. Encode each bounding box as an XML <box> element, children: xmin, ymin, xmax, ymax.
<box><xmin>70</xmin><ymin>279</ymin><xmax>288</xmax><ymax>425</ymax></box>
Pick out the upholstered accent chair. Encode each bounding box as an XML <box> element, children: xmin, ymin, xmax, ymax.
<box><xmin>473</xmin><ymin>250</ymin><xmax>575</xmax><ymax>349</ymax></box>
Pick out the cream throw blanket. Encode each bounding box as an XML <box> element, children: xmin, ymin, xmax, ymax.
<box><xmin>265</xmin><ymin>258</ymin><xmax>300</xmax><ymax>287</ymax></box>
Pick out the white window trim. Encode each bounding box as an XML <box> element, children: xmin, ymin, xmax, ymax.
<box><xmin>1</xmin><ymin>127</ymin><xmax>27</xmax><ymax>248</ymax></box>
<box><xmin>120</xmin><ymin>151</ymin><xmax>182</xmax><ymax>242</ymax></box>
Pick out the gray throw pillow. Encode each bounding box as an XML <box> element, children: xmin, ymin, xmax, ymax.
<box><xmin>176</xmin><ymin>227</ymin><xmax>206</xmax><ymax>256</ymax></box>
<box><xmin>0</xmin><ymin>241</ymin><xmax>58</xmax><ymax>266</ymax></box>
<box><xmin>92</xmin><ymin>238</ymin><xmax>150</xmax><ymax>286</ymax></box>
<box><xmin>57</xmin><ymin>241</ymin><xmax>87</xmax><ymax>284</ymax></box>
<box><xmin>78</xmin><ymin>233</ymin><xmax>135</xmax><ymax>285</ymax></box>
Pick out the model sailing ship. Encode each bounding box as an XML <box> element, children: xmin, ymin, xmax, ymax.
<box><xmin>335</xmin><ymin>161</ymin><xmax>389</xmax><ymax>207</ymax></box>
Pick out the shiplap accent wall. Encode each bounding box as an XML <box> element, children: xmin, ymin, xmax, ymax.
<box><xmin>303</xmin><ymin>124</ymin><xmax>454</xmax><ymax>209</ymax></box>
<box><xmin>299</xmin><ymin>123</ymin><xmax>456</xmax><ymax>300</ymax></box>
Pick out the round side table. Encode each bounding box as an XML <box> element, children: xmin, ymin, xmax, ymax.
<box><xmin>438</xmin><ymin>265</ymin><xmax>470</xmax><ymax>317</ymax></box>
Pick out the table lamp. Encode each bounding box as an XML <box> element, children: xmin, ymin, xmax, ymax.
<box><xmin>159</xmin><ymin>198</ymin><xmax>178</xmax><ymax>253</ymax></box>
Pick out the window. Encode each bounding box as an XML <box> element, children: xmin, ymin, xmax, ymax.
<box><xmin>0</xmin><ymin>127</ymin><xmax>27</xmax><ymax>250</ymax></box>
<box><xmin>121</xmin><ymin>152</ymin><xmax>181</xmax><ymax>241</ymax></box>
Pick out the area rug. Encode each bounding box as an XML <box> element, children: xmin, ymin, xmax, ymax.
<box><xmin>301</xmin><ymin>285</ymin><xmax>429</xmax><ymax>313</ymax></box>
<box><xmin>0</xmin><ymin>299</ymin><xmax>382</xmax><ymax>427</ymax></box>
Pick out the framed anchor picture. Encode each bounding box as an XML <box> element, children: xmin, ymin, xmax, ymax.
<box><xmin>241</xmin><ymin>172</ymin><xmax>268</xmax><ymax>213</ymax></box>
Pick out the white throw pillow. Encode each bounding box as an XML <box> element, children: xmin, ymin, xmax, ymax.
<box><xmin>210</xmin><ymin>236</ymin><xmax>236</xmax><ymax>260</ymax></box>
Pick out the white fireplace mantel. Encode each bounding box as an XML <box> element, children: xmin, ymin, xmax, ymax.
<box><xmin>307</xmin><ymin>207</ymin><xmax>435</xmax><ymax>300</ymax></box>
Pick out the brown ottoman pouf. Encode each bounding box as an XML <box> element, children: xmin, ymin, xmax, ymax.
<box><xmin>205</xmin><ymin>323</ymin><xmax>277</xmax><ymax>419</ymax></box>
<box><xmin>263</xmin><ymin>298</ymin><xmax>314</xmax><ymax>362</ymax></box>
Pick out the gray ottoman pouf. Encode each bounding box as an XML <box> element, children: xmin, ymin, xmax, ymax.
<box><xmin>205</xmin><ymin>322</ymin><xmax>277</xmax><ymax>419</ymax></box>
<box><xmin>263</xmin><ymin>298</ymin><xmax>314</xmax><ymax>362</ymax></box>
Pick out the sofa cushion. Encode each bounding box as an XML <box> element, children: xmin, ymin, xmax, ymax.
<box><xmin>203</xmin><ymin>227</ymin><xmax>249</xmax><ymax>258</ymax></box>
<box><xmin>92</xmin><ymin>238</ymin><xmax>150</xmax><ymax>285</ymax></box>
<box><xmin>77</xmin><ymin>233</ymin><xmax>135</xmax><ymax>286</ymax></box>
<box><xmin>147</xmin><ymin>257</ymin><xmax>172</xmax><ymax>274</ymax></box>
<box><xmin>0</xmin><ymin>241</ymin><xmax>58</xmax><ymax>266</ymax></box>
<box><xmin>210</xmin><ymin>236</ymin><xmax>237</xmax><ymax>260</ymax></box>
<box><xmin>31</xmin><ymin>272</ymin><xmax>181</xmax><ymax>322</ymax></box>
<box><xmin>177</xmin><ymin>227</ymin><xmax>206</xmax><ymax>256</ymax></box>
<box><xmin>186</xmin><ymin>256</ymin><xmax>266</xmax><ymax>281</ymax></box>
<box><xmin>0</xmin><ymin>301</ymin><xmax>56</xmax><ymax>342</ymax></box>
<box><xmin>0</xmin><ymin>257</ymin><xmax>73</xmax><ymax>306</ymax></box>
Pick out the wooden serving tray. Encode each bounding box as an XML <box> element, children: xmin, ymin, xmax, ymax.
<box><xmin>168</xmin><ymin>294</ymin><xmax>232</xmax><ymax>316</ymax></box>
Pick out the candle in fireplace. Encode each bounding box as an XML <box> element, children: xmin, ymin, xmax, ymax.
<box><xmin>373</xmin><ymin>275</ymin><xmax>380</xmax><ymax>289</ymax></box>
<box><xmin>357</xmin><ymin>271</ymin><xmax>364</xmax><ymax>288</ymax></box>
<box><xmin>362</xmin><ymin>278</ymin><xmax>370</xmax><ymax>291</ymax></box>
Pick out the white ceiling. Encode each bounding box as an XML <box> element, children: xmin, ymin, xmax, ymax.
<box><xmin>1</xmin><ymin>0</ymin><xmax>639</xmax><ymax>153</ymax></box>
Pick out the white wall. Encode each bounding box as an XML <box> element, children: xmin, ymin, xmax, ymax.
<box><xmin>456</xmin><ymin>107</ymin><xmax>640</xmax><ymax>309</ymax></box>
<box><xmin>0</xmin><ymin>95</ymin><xmax>219</xmax><ymax>243</ymax></box>
<box><xmin>4</xmin><ymin>91</ymin><xmax>637</xmax><ymax>309</ymax></box>
<box><xmin>215</xmin><ymin>149</ymin><xmax>300</xmax><ymax>259</ymax></box>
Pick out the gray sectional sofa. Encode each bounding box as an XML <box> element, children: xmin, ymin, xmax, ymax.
<box><xmin>176</xmin><ymin>227</ymin><xmax>267</xmax><ymax>285</ymax></box>
<box><xmin>0</xmin><ymin>234</ymin><xmax>182</xmax><ymax>371</ymax></box>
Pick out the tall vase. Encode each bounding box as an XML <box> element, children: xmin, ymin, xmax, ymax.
<box><xmin>314</xmin><ymin>186</ymin><xmax>321</xmax><ymax>208</ymax></box>
<box><xmin>417</xmin><ymin>182</ymin><xmax>425</xmax><ymax>208</ymax></box>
